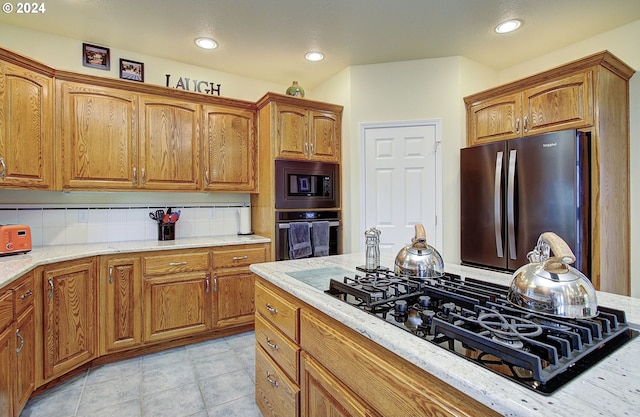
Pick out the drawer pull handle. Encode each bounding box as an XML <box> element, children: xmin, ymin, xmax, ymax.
<box><xmin>232</xmin><ymin>256</ymin><xmax>249</xmax><ymax>261</ymax></box>
<box><xmin>265</xmin><ymin>303</ymin><xmax>278</xmax><ymax>314</ymax></box>
<box><xmin>20</xmin><ymin>290</ymin><xmax>33</xmax><ymax>300</ymax></box>
<box><xmin>169</xmin><ymin>262</ymin><xmax>188</xmax><ymax>266</ymax></box>
<box><xmin>16</xmin><ymin>329</ymin><xmax>24</xmax><ymax>356</ymax></box>
<box><xmin>47</xmin><ymin>276</ymin><xmax>54</xmax><ymax>299</ymax></box>
<box><xmin>265</xmin><ymin>337</ymin><xmax>279</xmax><ymax>351</ymax></box>
<box><xmin>266</xmin><ymin>372</ymin><xmax>279</xmax><ymax>387</ymax></box>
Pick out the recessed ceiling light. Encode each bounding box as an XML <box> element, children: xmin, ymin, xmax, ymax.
<box><xmin>495</xmin><ymin>19</ymin><xmax>522</xmax><ymax>34</ymax></box>
<box><xmin>305</xmin><ymin>51</ymin><xmax>324</xmax><ymax>62</ymax></box>
<box><xmin>195</xmin><ymin>37</ymin><xmax>218</xmax><ymax>50</ymax></box>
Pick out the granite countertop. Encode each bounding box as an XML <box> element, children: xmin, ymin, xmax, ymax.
<box><xmin>0</xmin><ymin>235</ymin><xmax>270</xmax><ymax>288</ymax></box>
<box><xmin>250</xmin><ymin>252</ymin><xmax>640</xmax><ymax>417</ymax></box>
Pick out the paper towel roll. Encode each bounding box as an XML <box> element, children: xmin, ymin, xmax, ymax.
<box><xmin>238</xmin><ymin>207</ymin><xmax>252</xmax><ymax>234</ymax></box>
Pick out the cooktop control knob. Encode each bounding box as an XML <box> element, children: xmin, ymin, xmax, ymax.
<box><xmin>394</xmin><ymin>300</ymin><xmax>408</xmax><ymax>313</ymax></box>
<box><xmin>418</xmin><ymin>295</ymin><xmax>431</xmax><ymax>308</ymax></box>
<box><xmin>441</xmin><ymin>302</ymin><xmax>456</xmax><ymax>315</ymax></box>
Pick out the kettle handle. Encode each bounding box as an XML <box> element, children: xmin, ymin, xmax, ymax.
<box><xmin>540</xmin><ymin>232</ymin><xmax>575</xmax><ymax>273</ymax></box>
<box><xmin>411</xmin><ymin>224</ymin><xmax>428</xmax><ymax>250</ymax></box>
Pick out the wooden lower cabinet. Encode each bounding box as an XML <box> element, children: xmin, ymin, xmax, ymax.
<box><xmin>299</xmin><ymin>308</ymin><xmax>501</xmax><ymax>417</ymax></box>
<box><xmin>41</xmin><ymin>258</ymin><xmax>97</xmax><ymax>381</ymax></box>
<box><xmin>100</xmin><ymin>256</ymin><xmax>143</xmax><ymax>354</ymax></box>
<box><xmin>13</xmin><ymin>304</ymin><xmax>35</xmax><ymax>416</ymax></box>
<box><xmin>301</xmin><ymin>352</ymin><xmax>377</xmax><ymax>417</ymax></box>
<box><xmin>0</xmin><ymin>322</ymin><xmax>12</xmax><ymax>417</ymax></box>
<box><xmin>256</xmin><ymin>344</ymin><xmax>299</xmax><ymax>417</ymax></box>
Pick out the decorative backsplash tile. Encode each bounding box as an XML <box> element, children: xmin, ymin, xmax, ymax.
<box><xmin>0</xmin><ymin>205</ymin><xmax>245</xmax><ymax>247</ymax></box>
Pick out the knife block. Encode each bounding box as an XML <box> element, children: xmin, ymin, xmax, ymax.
<box><xmin>158</xmin><ymin>222</ymin><xmax>175</xmax><ymax>241</ymax></box>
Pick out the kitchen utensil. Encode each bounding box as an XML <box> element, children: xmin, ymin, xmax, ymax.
<box><xmin>364</xmin><ymin>227</ymin><xmax>381</xmax><ymax>271</ymax></box>
<box><xmin>507</xmin><ymin>232</ymin><xmax>598</xmax><ymax>318</ymax></box>
<box><xmin>394</xmin><ymin>224</ymin><xmax>444</xmax><ymax>278</ymax></box>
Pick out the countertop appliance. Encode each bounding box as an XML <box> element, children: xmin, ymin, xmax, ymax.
<box><xmin>275</xmin><ymin>160</ymin><xmax>339</xmax><ymax>209</ymax></box>
<box><xmin>0</xmin><ymin>224</ymin><xmax>32</xmax><ymax>255</ymax></box>
<box><xmin>326</xmin><ymin>267</ymin><xmax>634</xmax><ymax>395</ymax></box>
<box><xmin>460</xmin><ymin>129</ymin><xmax>590</xmax><ymax>275</ymax></box>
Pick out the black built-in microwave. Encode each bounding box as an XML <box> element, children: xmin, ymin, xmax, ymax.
<box><xmin>275</xmin><ymin>160</ymin><xmax>339</xmax><ymax>209</ymax></box>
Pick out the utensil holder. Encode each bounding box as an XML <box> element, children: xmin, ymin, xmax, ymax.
<box><xmin>158</xmin><ymin>223</ymin><xmax>175</xmax><ymax>241</ymax></box>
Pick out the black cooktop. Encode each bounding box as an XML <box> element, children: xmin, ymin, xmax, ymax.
<box><xmin>325</xmin><ymin>268</ymin><xmax>635</xmax><ymax>395</ymax></box>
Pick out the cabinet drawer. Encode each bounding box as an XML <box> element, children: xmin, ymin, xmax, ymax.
<box><xmin>143</xmin><ymin>251</ymin><xmax>210</xmax><ymax>275</ymax></box>
<box><xmin>256</xmin><ymin>344</ymin><xmax>299</xmax><ymax>417</ymax></box>
<box><xmin>14</xmin><ymin>273</ymin><xmax>35</xmax><ymax>315</ymax></box>
<box><xmin>212</xmin><ymin>246</ymin><xmax>267</xmax><ymax>269</ymax></box>
<box><xmin>256</xmin><ymin>313</ymin><xmax>300</xmax><ymax>383</ymax></box>
<box><xmin>255</xmin><ymin>280</ymin><xmax>299</xmax><ymax>342</ymax></box>
<box><xmin>0</xmin><ymin>289</ymin><xmax>12</xmax><ymax>332</ymax></box>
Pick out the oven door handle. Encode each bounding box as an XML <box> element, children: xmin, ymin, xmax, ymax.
<box><xmin>278</xmin><ymin>221</ymin><xmax>340</xmax><ymax>229</ymax></box>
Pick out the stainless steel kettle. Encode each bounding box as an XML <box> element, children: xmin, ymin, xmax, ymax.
<box><xmin>507</xmin><ymin>232</ymin><xmax>598</xmax><ymax>318</ymax></box>
<box><xmin>394</xmin><ymin>224</ymin><xmax>444</xmax><ymax>278</ymax></box>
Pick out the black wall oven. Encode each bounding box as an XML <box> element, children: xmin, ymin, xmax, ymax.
<box><xmin>275</xmin><ymin>160</ymin><xmax>339</xmax><ymax>209</ymax></box>
<box><xmin>275</xmin><ymin>210</ymin><xmax>341</xmax><ymax>261</ymax></box>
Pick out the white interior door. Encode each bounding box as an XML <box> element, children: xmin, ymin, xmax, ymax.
<box><xmin>361</xmin><ymin>120</ymin><xmax>442</xmax><ymax>257</ymax></box>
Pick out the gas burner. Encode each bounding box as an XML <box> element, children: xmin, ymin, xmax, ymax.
<box><xmin>356</xmin><ymin>275</ymin><xmax>394</xmax><ymax>292</ymax></box>
<box><xmin>476</xmin><ymin>312</ymin><xmax>543</xmax><ymax>348</ymax></box>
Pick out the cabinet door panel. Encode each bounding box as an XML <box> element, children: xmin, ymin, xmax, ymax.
<box><xmin>143</xmin><ymin>273</ymin><xmax>211</xmax><ymax>343</ymax></box>
<box><xmin>202</xmin><ymin>106</ymin><xmax>256</xmax><ymax>191</ymax></box>
<box><xmin>102</xmin><ymin>257</ymin><xmax>142</xmax><ymax>353</ymax></box>
<box><xmin>309</xmin><ymin>110</ymin><xmax>340</xmax><ymax>163</ymax></box>
<box><xmin>524</xmin><ymin>71</ymin><xmax>593</xmax><ymax>135</ymax></box>
<box><xmin>58</xmin><ymin>82</ymin><xmax>137</xmax><ymax>189</ymax></box>
<box><xmin>0</xmin><ymin>62</ymin><xmax>53</xmax><ymax>189</ymax></box>
<box><xmin>139</xmin><ymin>96</ymin><xmax>200</xmax><ymax>190</ymax></box>
<box><xmin>0</xmin><ymin>326</ymin><xmax>13</xmax><ymax>417</ymax></box>
<box><xmin>14</xmin><ymin>305</ymin><xmax>35</xmax><ymax>416</ymax></box>
<box><xmin>468</xmin><ymin>93</ymin><xmax>521</xmax><ymax>145</ymax></box>
<box><xmin>213</xmin><ymin>272</ymin><xmax>254</xmax><ymax>327</ymax></box>
<box><xmin>42</xmin><ymin>259</ymin><xmax>97</xmax><ymax>380</ymax></box>
<box><xmin>255</xmin><ymin>345</ymin><xmax>299</xmax><ymax>417</ymax></box>
<box><xmin>276</xmin><ymin>104</ymin><xmax>307</xmax><ymax>160</ymax></box>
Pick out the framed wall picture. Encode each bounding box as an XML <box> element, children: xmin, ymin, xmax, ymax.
<box><xmin>119</xmin><ymin>58</ymin><xmax>144</xmax><ymax>82</ymax></box>
<box><xmin>82</xmin><ymin>43</ymin><xmax>110</xmax><ymax>70</ymax></box>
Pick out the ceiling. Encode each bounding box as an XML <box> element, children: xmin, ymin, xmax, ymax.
<box><xmin>2</xmin><ymin>0</ymin><xmax>640</xmax><ymax>88</ymax></box>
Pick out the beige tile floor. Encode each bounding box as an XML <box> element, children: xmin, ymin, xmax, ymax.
<box><xmin>19</xmin><ymin>332</ymin><xmax>263</xmax><ymax>417</ymax></box>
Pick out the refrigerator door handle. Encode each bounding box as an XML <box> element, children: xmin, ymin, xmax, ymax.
<box><xmin>494</xmin><ymin>151</ymin><xmax>504</xmax><ymax>258</ymax></box>
<box><xmin>507</xmin><ymin>149</ymin><xmax>517</xmax><ymax>259</ymax></box>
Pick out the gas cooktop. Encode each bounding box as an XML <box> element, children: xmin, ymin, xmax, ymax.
<box><xmin>325</xmin><ymin>267</ymin><xmax>635</xmax><ymax>395</ymax></box>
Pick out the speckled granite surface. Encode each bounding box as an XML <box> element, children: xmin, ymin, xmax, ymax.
<box><xmin>0</xmin><ymin>235</ymin><xmax>270</xmax><ymax>288</ymax></box>
<box><xmin>250</xmin><ymin>252</ymin><xmax>640</xmax><ymax>417</ymax></box>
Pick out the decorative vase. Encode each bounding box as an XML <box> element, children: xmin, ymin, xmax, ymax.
<box><xmin>286</xmin><ymin>81</ymin><xmax>305</xmax><ymax>97</ymax></box>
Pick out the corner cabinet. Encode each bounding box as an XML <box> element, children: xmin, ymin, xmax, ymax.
<box><xmin>99</xmin><ymin>255</ymin><xmax>143</xmax><ymax>354</ymax></box>
<box><xmin>464</xmin><ymin>51</ymin><xmax>635</xmax><ymax>296</ymax></box>
<box><xmin>40</xmin><ymin>258</ymin><xmax>97</xmax><ymax>383</ymax></box>
<box><xmin>0</xmin><ymin>52</ymin><xmax>54</xmax><ymax>190</ymax></box>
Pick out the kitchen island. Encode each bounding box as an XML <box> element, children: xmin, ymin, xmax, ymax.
<box><xmin>250</xmin><ymin>252</ymin><xmax>640</xmax><ymax>417</ymax></box>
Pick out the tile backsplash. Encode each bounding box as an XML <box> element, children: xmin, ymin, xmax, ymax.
<box><xmin>0</xmin><ymin>205</ymin><xmax>246</xmax><ymax>246</ymax></box>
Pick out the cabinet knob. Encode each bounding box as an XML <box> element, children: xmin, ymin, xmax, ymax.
<box><xmin>16</xmin><ymin>328</ymin><xmax>25</xmax><ymax>356</ymax></box>
<box><xmin>169</xmin><ymin>262</ymin><xmax>188</xmax><ymax>266</ymax></box>
<box><xmin>265</xmin><ymin>337</ymin><xmax>279</xmax><ymax>351</ymax></box>
<box><xmin>20</xmin><ymin>290</ymin><xmax>33</xmax><ymax>300</ymax></box>
<box><xmin>132</xmin><ymin>167</ymin><xmax>137</xmax><ymax>184</ymax></box>
<box><xmin>232</xmin><ymin>256</ymin><xmax>248</xmax><ymax>261</ymax></box>
<box><xmin>47</xmin><ymin>276</ymin><xmax>54</xmax><ymax>299</ymax></box>
<box><xmin>0</xmin><ymin>157</ymin><xmax>5</xmax><ymax>180</ymax></box>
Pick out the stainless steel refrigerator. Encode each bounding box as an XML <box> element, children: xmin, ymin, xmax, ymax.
<box><xmin>460</xmin><ymin>129</ymin><xmax>590</xmax><ymax>275</ymax></box>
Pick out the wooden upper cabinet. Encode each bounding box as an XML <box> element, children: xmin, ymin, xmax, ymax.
<box><xmin>523</xmin><ymin>71</ymin><xmax>592</xmax><ymax>136</ymax></box>
<box><xmin>466</xmin><ymin>70</ymin><xmax>592</xmax><ymax>146</ymax></box>
<box><xmin>57</xmin><ymin>81</ymin><xmax>138</xmax><ymax>189</ymax></box>
<box><xmin>202</xmin><ymin>105</ymin><xmax>256</xmax><ymax>191</ymax></box>
<box><xmin>309</xmin><ymin>110</ymin><xmax>340</xmax><ymax>163</ymax></box>
<box><xmin>139</xmin><ymin>95</ymin><xmax>200</xmax><ymax>190</ymax></box>
<box><xmin>0</xmin><ymin>60</ymin><xmax>53</xmax><ymax>189</ymax></box>
<box><xmin>274</xmin><ymin>101</ymin><xmax>341</xmax><ymax>163</ymax></box>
